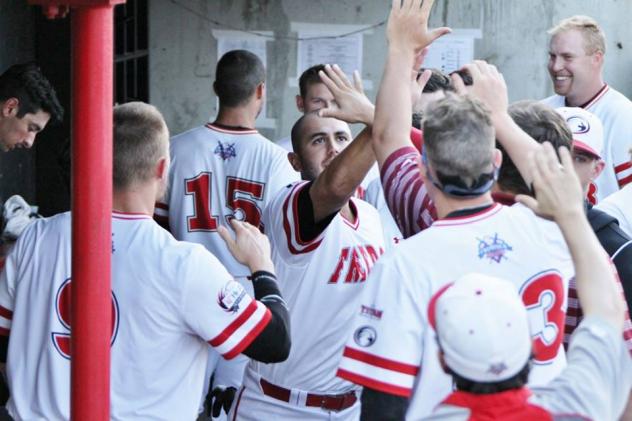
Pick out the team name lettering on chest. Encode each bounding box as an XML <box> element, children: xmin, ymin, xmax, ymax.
<box><xmin>329</xmin><ymin>245</ymin><xmax>384</xmax><ymax>284</ymax></box>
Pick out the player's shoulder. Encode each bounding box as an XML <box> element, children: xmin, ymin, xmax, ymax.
<box><xmin>20</xmin><ymin>211</ymin><xmax>71</xmax><ymax>242</ymax></box>
<box><xmin>540</xmin><ymin>94</ymin><xmax>564</xmax><ymax>108</ymax></box>
<box><xmin>602</xmin><ymin>86</ymin><xmax>632</xmax><ymax>108</ymax></box>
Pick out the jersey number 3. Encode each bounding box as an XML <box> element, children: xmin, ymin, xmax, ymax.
<box><xmin>520</xmin><ymin>271</ymin><xmax>565</xmax><ymax>364</ymax></box>
<box><xmin>185</xmin><ymin>172</ymin><xmax>265</xmax><ymax>231</ymax></box>
<box><xmin>52</xmin><ymin>278</ymin><xmax>120</xmax><ymax>360</ymax></box>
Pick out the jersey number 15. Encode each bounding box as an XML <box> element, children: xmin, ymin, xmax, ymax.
<box><xmin>185</xmin><ymin>172</ymin><xmax>265</xmax><ymax>231</ymax></box>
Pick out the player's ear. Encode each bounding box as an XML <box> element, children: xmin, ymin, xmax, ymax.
<box><xmin>493</xmin><ymin>148</ymin><xmax>503</xmax><ymax>169</ymax></box>
<box><xmin>288</xmin><ymin>151</ymin><xmax>302</xmax><ymax>172</ymax></box>
<box><xmin>592</xmin><ymin>159</ymin><xmax>606</xmax><ymax>179</ymax></box>
<box><xmin>592</xmin><ymin>50</ymin><xmax>604</xmax><ymax>68</ymax></box>
<box><xmin>296</xmin><ymin>95</ymin><xmax>305</xmax><ymax>113</ymax></box>
<box><xmin>1</xmin><ymin>98</ymin><xmax>19</xmax><ymax>117</ymax></box>
<box><xmin>155</xmin><ymin>156</ymin><xmax>169</xmax><ymax>181</ymax></box>
<box><xmin>255</xmin><ymin>82</ymin><xmax>265</xmax><ymax>100</ymax></box>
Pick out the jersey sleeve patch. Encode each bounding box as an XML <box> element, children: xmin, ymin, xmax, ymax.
<box><xmin>282</xmin><ymin>182</ymin><xmax>325</xmax><ymax>254</ymax></box>
<box><xmin>208</xmin><ymin>287</ymin><xmax>271</xmax><ymax>360</ymax></box>
<box><xmin>337</xmin><ymin>346</ymin><xmax>419</xmax><ymax>397</ymax></box>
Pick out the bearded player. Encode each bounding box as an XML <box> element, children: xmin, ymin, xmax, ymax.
<box><xmin>0</xmin><ymin>102</ymin><xmax>291</xmax><ymax>420</ymax></box>
<box><xmin>230</xmin><ymin>65</ymin><xmax>384</xmax><ymax>420</ymax></box>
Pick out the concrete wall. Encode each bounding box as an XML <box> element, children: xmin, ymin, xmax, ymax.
<box><xmin>149</xmin><ymin>0</ymin><xmax>632</xmax><ymax>141</ymax></box>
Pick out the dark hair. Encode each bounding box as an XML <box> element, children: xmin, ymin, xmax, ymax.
<box><xmin>448</xmin><ymin>362</ymin><xmax>531</xmax><ymax>394</ymax></box>
<box><xmin>299</xmin><ymin>64</ymin><xmax>327</xmax><ymax>99</ymax></box>
<box><xmin>498</xmin><ymin>100</ymin><xmax>572</xmax><ymax>195</ymax></box>
<box><xmin>290</xmin><ymin>111</ymin><xmax>316</xmax><ymax>154</ymax></box>
<box><xmin>213</xmin><ymin>50</ymin><xmax>265</xmax><ymax>108</ymax></box>
<box><xmin>419</xmin><ymin>68</ymin><xmax>453</xmax><ymax>93</ymax></box>
<box><xmin>0</xmin><ymin>63</ymin><xmax>63</xmax><ymax>123</ymax></box>
<box><xmin>449</xmin><ymin>68</ymin><xmax>473</xmax><ymax>87</ymax></box>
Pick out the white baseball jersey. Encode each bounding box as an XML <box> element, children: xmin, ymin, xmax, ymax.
<box><xmin>0</xmin><ymin>211</ymin><xmax>271</xmax><ymax>421</ymax></box>
<box><xmin>248</xmin><ymin>181</ymin><xmax>385</xmax><ymax>395</ymax></box>
<box><xmin>337</xmin><ymin>203</ymin><xmax>574</xmax><ymax>419</ymax></box>
<box><xmin>595</xmin><ymin>183</ymin><xmax>632</xmax><ymax>238</ymax></box>
<box><xmin>155</xmin><ymin>123</ymin><xmax>299</xmax><ymax>277</ymax></box>
<box><xmin>543</xmin><ymin>85</ymin><xmax>632</xmax><ymax>202</ymax></box>
<box><xmin>364</xmin><ymin>178</ymin><xmax>403</xmax><ymax>250</ymax></box>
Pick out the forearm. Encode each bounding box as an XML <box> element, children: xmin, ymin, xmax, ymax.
<box><xmin>373</xmin><ymin>49</ymin><xmax>416</xmax><ymax>169</ymax></box>
<box><xmin>310</xmin><ymin>127</ymin><xmax>375</xmax><ymax>222</ymax></box>
<box><xmin>557</xmin><ymin>211</ymin><xmax>625</xmax><ymax>330</ymax></box>
<box><xmin>242</xmin><ymin>271</ymin><xmax>291</xmax><ymax>363</ymax></box>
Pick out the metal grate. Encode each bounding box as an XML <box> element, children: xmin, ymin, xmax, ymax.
<box><xmin>114</xmin><ymin>0</ymin><xmax>148</xmax><ymax>103</ymax></box>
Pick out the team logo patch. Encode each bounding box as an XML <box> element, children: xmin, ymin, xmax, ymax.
<box><xmin>477</xmin><ymin>233</ymin><xmax>512</xmax><ymax>263</ymax></box>
<box><xmin>214</xmin><ymin>141</ymin><xmax>236</xmax><ymax>161</ymax></box>
<box><xmin>360</xmin><ymin>305</ymin><xmax>383</xmax><ymax>320</ymax></box>
<box><xmin>488</xmin><ymin>362</ymin><xmax>508</xmax><ymax>376</ymax></box>
<box><xmin>566</xmin><ymin>115</ymin><xmax>590</xmax><ymax>134</ymax></box>
<box><xmin>218</xmin><ymin>280</ymin><xmax>246</xmax><ymax>313</ymax></box>
<box><xmin>354</xmin><ymin>326</ymin><xmax>377</xmax><ymax>347</ymax></box>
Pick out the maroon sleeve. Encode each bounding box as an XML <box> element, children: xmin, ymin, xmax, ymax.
<box><xmin>380</xmin><ymin>146</ymin><xmax>437</xmax><ymax>238</ymax></box>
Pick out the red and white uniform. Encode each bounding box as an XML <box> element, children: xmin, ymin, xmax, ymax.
<box><xmin>155</xmin><ymin>123</ymin><xmax>299</xmax><ymax>277</ymax></box>
<box><xmin>337</xmin><ymin>203</ymin><xmax>574</xmax><ymax>419</ymax></box>
<box><xmin>543</xmin><ymin>85</ymin><xmax>632</xmax><ymax>202</ymax></box>
<box><xmin>596</xmin><ymin>183</ymin><xmax>632</xmax><ymax>238</ymax></box>
<box><xmin>231</xmin><ymin>181</ymin><xmax>384</xmax><ymax>420</ymax></box>
<box><xmin>0</xmin><ymin>212</ymin><xmax>270</xmax><ymax>421</ymax></box>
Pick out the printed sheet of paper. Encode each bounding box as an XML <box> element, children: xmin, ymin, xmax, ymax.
<box><xmin>297</xmin><ymin>33</ymin><xmax>363</xmax><ymax>81</ymax></box>
<box><xmin>291</xmin><ymin>22</ymin><xmax>373</xmax><ymax>90</ymax></box>
<box><xmin>423</xmin><ymin>29</ymin><xmax>482</xmax><ymax>74</ymax></box>
<box><xmin>212</xmin><ymin>30</ymin><xmax>275</xmax><ymax>128</ymax></box>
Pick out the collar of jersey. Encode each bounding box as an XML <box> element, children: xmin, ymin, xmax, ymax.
<box><xmin>112</xmin><ymin>211</ymin><xmax>152</xmax><ymax>220</ymax></box>
<box><xmin>433</xmin><ymin>203</ymin><xmax>501</xmax><ymax>227</ymax></box>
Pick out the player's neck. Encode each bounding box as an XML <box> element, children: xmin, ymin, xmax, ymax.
<box><xmin>434</xmin><ymin>192</ymin><xmax>495</xmax><ymax>220</ymax></box>
<box><xmin>113</xmin><ymin>184</ymin><xmax>157</xmax><ymax>216</ymax></box>
<box><xmin>215</xmin><ymin>106</ymin><xmax>257</xmax><ymax>130</ymax></box>
<box><xmin>565</xmin><ymin>78</ymin><xmax>605</xmax><ymax>107</ymax></box>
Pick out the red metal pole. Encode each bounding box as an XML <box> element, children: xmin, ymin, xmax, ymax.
<box><xmin>70</xmin><ymin>5</ymin><xmax>113</xmax><ymax>420</ymax></box>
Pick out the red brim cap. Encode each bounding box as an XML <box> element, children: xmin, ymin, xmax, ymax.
<box><xmin>573</xmin><ymin>139</ymin><xmax>601</xmax><ymax>159</ymax></box>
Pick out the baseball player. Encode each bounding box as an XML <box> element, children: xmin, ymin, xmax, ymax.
<box><xmin>153</xmin><ymin>49</ymin><xmax>299</xmax><ymax>417</ymax></box>
<box><xmin>276</xmin><ymin>64</ymin><xmax>337</xmax><ymax>152</ymax></box>
<box><xmin>423</xmin><ymin>144</ymin><xmax>632</xmax><ymax>420</ymax></box>
<box><xmin>230</xmin><ymin>65</ymin><xmax>384</xmax><ymax>421</ymax></box>
<box><xmin>0</xmin><ymin>63</ymin><xmax>62</xmax><ymax>152</ymax></box>
<box><xmin>0</xmin><ymin>102</ymin><xmax>291</xmax><ymax>420</ymax></box>
<box><xmin>597</xmin><ymin>148</ymin><xmax>632</xmax><ymax>237</ymax></box>
<box><xmin>336</xmin><ymin>3</ymin><xmax>573</xmax><ymax>418</ymax></box>
<box><xmin>275</xmin><ymin>64</ymin><xmax>380</xmax><ymax>200</ymax></box>
<box><xmin>542</xmin><ymin>15</ymin><xmax>632</xmax><ymax>203</ymax></box>
<box><xmin>492</xmin><ymin>100</ymin><xmax>632</xmax><ymax>340</ymax></box>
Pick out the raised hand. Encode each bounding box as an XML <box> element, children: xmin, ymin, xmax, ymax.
<box><xmin>451</xmin><ymin>60</ymin><xmax>509</xmax><ymax>121</ymax></box>
<box><xmin>218</xmin><ymin>219</ymin><xmax>274</xmax><ymax>273</ymax></box>
<box><xmin>386</xmin><ymin>0</ymin><xmax>451</xmax><ymax>53</ymax></box>
<box><xmin>516</xmin><ymin>142</ymin><xmax>584</xmax><ymax>221</ymax></box>
<box><xmin>318</xmin><ymin>64</ymin><xmax>375</xmax><ymax>125</ymax></box>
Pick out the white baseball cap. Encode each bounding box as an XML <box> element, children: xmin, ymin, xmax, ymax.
<box><xmin>555</xmin><ymin>107</ymin><xmax>604</xmax><ymax>159</ymax></box>
<box><xmin>428</xmin><ymin>273</ymin><xmax>532</xmax><ymax>383</ymax></box>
